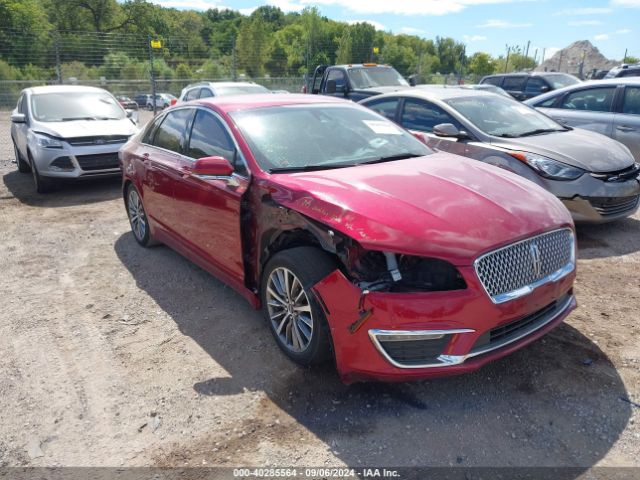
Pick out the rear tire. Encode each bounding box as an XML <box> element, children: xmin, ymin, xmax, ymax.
<box><xmin>13</xmin><ymin>141</ymin><xmax>30</xmax><ymax>173</ymax></box>
<box><xmin>29</xmin><ymin>152</ymin><xmax>54</xmax><ymax>193</ymax></box>
<box><xmin>261</xmin><ymin>247</ymin><xmax>337</xmax><ymax>366</ymax></box>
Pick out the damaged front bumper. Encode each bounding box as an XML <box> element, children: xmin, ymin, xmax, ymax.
<box><xmin>312</xmin><ymin>266</ymin><xmax>576</xmax><ymax>383</ymax></box>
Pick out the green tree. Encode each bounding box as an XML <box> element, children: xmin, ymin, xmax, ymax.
<box><xmin>468</xmin><ymin>52</ymin><xmax>496</xmax><ymax>76</ymax></box>
<box><xmin>435</xmin><ymin>36</ymin><xmax>466</xmax><ymax>74</ymax></box>
<box><xmin>236</xmin><ymin>17</ymin><xmax>272</xmax><ymax>77</ymax></box>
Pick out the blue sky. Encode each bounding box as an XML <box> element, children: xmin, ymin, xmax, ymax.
<box><xmin>153</xmin><ymin>0</ymin><xmax>640</xmax><ymax>61</ymax></box>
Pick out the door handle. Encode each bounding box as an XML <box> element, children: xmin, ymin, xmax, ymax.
<box><xmin>616</xmin><ymin>125</ymin><xmax>635</xmax><ymax>132</ymax></box>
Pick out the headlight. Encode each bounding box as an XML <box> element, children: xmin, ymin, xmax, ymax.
<box><xmin>34</xmin><ymin>133</ymin><xmax>63</xmax><ymax>149</ymax></box>
<box><xmin>510</xmin><ymin>152</ymin><xmax>584</xmax><ymax>180</ymax></box>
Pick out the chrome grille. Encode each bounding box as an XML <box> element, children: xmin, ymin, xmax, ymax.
<box><xmin>474</xmin><ymin>229</ymin><xmax>574</xmax><ymax>304</ymax></box>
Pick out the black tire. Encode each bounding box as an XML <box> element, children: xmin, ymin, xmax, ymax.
<box><xmin>261</xmin><ymin>246</ymin><xmax>337</xmax><ymax>366</ymax></box>
<box><xmin>125</xmin><ymin>183</ymin><xmax>158</xmax><ymax>247</ymax></box>
<box><xmin>29</xmin><ymin>152</ymin><xmax>55</xmax><ymax>193</ymax></box>
<box><xmin>13</xmin><ymin>141</ymin><xmax>30</xmax><ymax>173</ymax></box>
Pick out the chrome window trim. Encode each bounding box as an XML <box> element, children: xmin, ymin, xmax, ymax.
<box><xmin>369</xmin><ymin>293</ymin><xmax>574</xmax><ymax>369</ymax></box>
<box><xmin>473</xmin><ymin>228</ymin><xmax>575</xmax><ymax>304</ymax></box>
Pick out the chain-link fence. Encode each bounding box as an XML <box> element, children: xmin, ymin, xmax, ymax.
<box><xmin>0</xmin><ymin>28</ymin><xmax>479</xmax><ymax>164</ymax></box>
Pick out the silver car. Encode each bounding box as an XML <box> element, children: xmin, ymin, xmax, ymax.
<box><xmin>10</xmin><ymin>85</ymin><xmax>138</xmax><ymax>193</ymax></box>
<box><xmin>524</xmin><ymin>78</ymin><xmax>640</xmax><ymax>161</ymax></box>
<box><xmin>176</xmin><ymin>81</ymin><xmax>271</xmax><ymax>104</ymax></box>
<box><xmin>361</xmin><ymin>88</ymin><xmax>640</xmax><ymax>223</ymax></box>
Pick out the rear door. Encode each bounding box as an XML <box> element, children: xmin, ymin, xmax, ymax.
<box><xmin>547</xmin><ymin>86</ymin><xmax>617</xmax><ymax>136</ymax></box>
<box><xmin>172</xmin><ymin>108</ymin><xmax>249</xmax><ymax>282</ymax></box>
<box><xmin>501</xmin><ymin>76</ymin><xmax>527</xmax><ymax>101</ymax></box>
<box><xmin>613</xmin><ymin>85</ymin><xmax>640</xmax><ymax>160</ymax></box>
<box><xmin>138</xmin><ymin>108</ymin><xmax>195</xmax><ymax>229</ymax></box>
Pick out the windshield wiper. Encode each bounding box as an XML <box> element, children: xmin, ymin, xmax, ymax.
<box><xmin>517</xmin><ymin>128</ymin><xmax>566</xmax><ymax>137</ymax></box>
<box><xmin>360</xmin><ymin>153</ymin><xmax>423</xmax><ymax>164</ymax></box>
<box><xmin>61</xmin><ymin>116</ymin><xmax>98</xmax><ymax>121</ymax></box>
<box><xmin>269</xmin><ymin>164</ymin><xmax>356</xmax><ymax>173</ymax></box>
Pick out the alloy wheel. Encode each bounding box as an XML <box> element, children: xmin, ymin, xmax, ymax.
<box><xmin>266</xmin><ymin>267</ymin><xmax>314</xmax><ymax>353</ymax></box>
<box><xmin>128</xmin><ymin>188</ymin><xmax>147</xmax><ymax>242</ymax></box>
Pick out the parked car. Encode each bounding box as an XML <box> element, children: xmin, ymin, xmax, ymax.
<box><xmin>416</xmin><ymin>83</ymin><xmax>512</xmax><ymax>98</ymax></box>
<box><xmin>524</xmin><ymin>78</ymin><xmax>640</xmax><ymax>160</ymax></box>
<box><xmin>361</xmin><ymin>88</ymin><xmax>640</xmax><ymax>222</ymax></box>
<box><xmin>305</xmin><ymin>63</ymin><xmax>410</xmax><ymax>101</ymax></box>
<box><xmin>134</xmin><ymin>93</ymin><xmax>151</xmax><ymax>107</ymax></box>
<box><xmin>146</xmin><ymin>93</ymin><xmax>176</xmax><ymax>110</ymax></box>
<box><xmin>116</xmin><ymin>95</ymin><xmax>138</xmax><ymax>110</ymax></box>
<box><xmin>120</xmin><ymin>94</ymin><xmax>577</xmax><ymax>382</ymax></box>
<box><xmin>604</xmin><ymin>64</ymin><xmax>640</xmax><ymax>79</ymax></box>
<box><xmin>480</xmin><ymin>72</ymin><xmax>581</xmax><ymax>101</ymax></box>
<box><xmin>10</xmin><ymin>85</ymin><xmax>138</xmax><ymax>193</ymax></box>
<box><xmin>175</xmin><ymin>82</ymin><xmax>271</xmax><ymax>105</ymax></box>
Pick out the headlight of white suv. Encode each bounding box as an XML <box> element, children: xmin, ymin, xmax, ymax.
<box><xmin>510</xmin><ymin>152</ymin><xmax>584</xmax><ymax>181</ymax></box>
<box><xmin>34</xmin><ymin>133</ymin><xmax>64</xmax><ymax>149</ymax></box>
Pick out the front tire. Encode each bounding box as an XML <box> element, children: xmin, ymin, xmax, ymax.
<box><xmin>13</xmin><ymin>141</ymin><xmax>30</xmax><ymax>173</ymax></box>
<box><xmin>29</xmin><ymin>153</ymin><xmax>54</xmax><ymax>193</ymax></box>
<box><xmin>261</xmin><ymin>247</ymin><xmax>337</xmax><ymax>366</ymax></box>
<box><xmin>126</xmin><ymin>184</ymin><xmax>156</xmax><ymax>247</ymax></box>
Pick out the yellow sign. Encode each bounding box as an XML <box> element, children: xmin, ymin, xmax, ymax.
<box><xmin>150</xmin><ymin>40</ymin><xmax>162</xmax><ymax>49</ymax></box>
<box><xmin>373</xmin><ymin>47</ymin><xmax>380</xmax><ymax>54</ymax></box>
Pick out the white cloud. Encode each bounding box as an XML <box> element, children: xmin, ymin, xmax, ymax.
<box><xmin>476</xmin><ymin>19</ymin><xmax>533</xmax><ymax>28</ymax></box>
<box><xmin>463</xmin><ymin>34</ymin><xmax>488</xmax><ymax>41</ymax></box>
<box><xmin>300</xmin><ymin>0</ymin><xmax>532</xmax><ymax>16</ymax></box>
<box><xmin>553</xmin><ymin>7</ymin><xmax>612</xmax><ymax>15</ymax></box>
<box><xmin>400</xmin><ymin>27</ymin><xmax>427</xmax><ymax>35</ymax></box>
<box><xmin>595</xmin><ymin>33</ymin><xmax>610</xmax><ymax>40</ymax></box>
<box><xmin>611</xmin><ymin>0</ymin><xmax>640</xmax><ymax>7</ymax></box>
<box><xmin>615</xmin><ymin>28</ymin><xmax>632</xmax><ymax>34</ymax></box>
<box><xmin>151</xmin><ymin>0</ymin><xmax>228</xmax><ymax>9</ymax></box>
<box><xmin>544</xmin><ymin>47</ymin><xmax>561</xmax><ymax>60</ymax></box>
<box><xmin>238</xmin><ymin>7</ymin><xmax>257</xmax><ymax>15</ymax></box>
<box><xmin>346</xmin><ymin>19</ymin><xmax>387</xmax><ymax>30</ymax></box>
<box><xmin>567</xmin><ymin>20</ymin><xmax>603</xmax><ymax>26</ymax></box>
<box><xmin>267</xmin><ymin>0</ymin><xmax>304</xmax><ymax>12</ymax></box>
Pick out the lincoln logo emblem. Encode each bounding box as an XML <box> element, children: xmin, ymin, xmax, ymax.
<box><xmin>530</xmin><ymin>243</ymin><xmax>542</xmax><ymax>277</ymax></box>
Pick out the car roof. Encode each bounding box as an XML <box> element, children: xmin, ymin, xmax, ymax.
<box><xmin>364</xmin><ymin>87</ymin><xmax>497</xmax><ymax>102</ymax></box>
<box><xmin>484</xmin><ymin>72</ymin><xmax>573</xmax><ymax>77</ymax></box>
<box><xmin>523</xmin><ymin>77</ymin><xmax>640</xmax><ymax>104</ymax></box>
<box><xmin>25</xmin><ymin>85</ymin><xmax>110</xmax><ymax>95</ymax></box>
<box><xmin>184</xmin><ymin>81</ymin><xmax>262</xmax><ymax>89</ymax></box>
<box><xmin>194</xmin><ymin>93</ymin><xmax>348</xmax><ymax>113</ymax></box>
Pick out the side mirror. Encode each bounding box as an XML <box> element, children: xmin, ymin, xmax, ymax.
<box><xmin>192</xmin><ymin>156</ymin><xmax>234</xmax><ymax>177</ymax></box>
<box><xmin>540</xmin><ymin>85</ymin><xmax>550</xmax><ymax>93</ymax></box>
<box><xmin>411</xmin><ymin>131</ymin><xmax>428</xmax><ymax>143</ymax></box>
<box><xmin>11</xmin><ymin>113</ymin><xmax>26</xmax><ymax>123</ymax></box>
<box><xmin>326</xmin><ymin>80</ymin><xmax>337</xmax><ymax>94</ymax></box>
<box><xmin>408</xmin><ymin>75</ymin><xmax>417</xmax><ymax>87</ymax></box>
<box><xmin>433</xmin><ymin>123</ymin><xmax>468</xmax><ymax>139</ymax></box>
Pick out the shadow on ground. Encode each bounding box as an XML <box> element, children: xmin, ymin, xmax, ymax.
<box><xmin>576</xmin><ymin>217</ymin><xmax>640</xmax><ymax>259</ymax></box>
<box><xmin>115</xmin><ymin>232</ymin><xmax>631</xmax><ymax>469</ymax></box>
<box><xmin>2</xmin><ymin>170</ymin><xmax>121</xmax><ymax>207</ymax></box>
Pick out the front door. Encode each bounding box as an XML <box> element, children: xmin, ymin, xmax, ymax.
<box><xmin>172</xmin><ymin>108</ymin><xmax>248</xmax><ymax>282</ymax></box>
<box><xmin>613</xmin><ymin>86</ymin><xmax>640</xmax><ymax>160</ymax></box>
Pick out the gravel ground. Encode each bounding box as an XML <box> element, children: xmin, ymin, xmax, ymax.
<box><xmin>0</xmin><ymin>110</ymin><xmax>639</xmax><ymax>471</ymax></box>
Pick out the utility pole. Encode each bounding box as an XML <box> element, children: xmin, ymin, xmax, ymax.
<box><xmin>525</xmin><ymin>40</ymin><xmax>530</xmax><ymax>61</ymax></box>
<box><xmin>148</xmin><ymin>34</ymin><xmax>157</xmax><ymax>115</ymax></box>
<box><xmin>232</xmin><ymin>39</ymin><xmax>237</xmax><ymax>81</ymax></box>
<box><xmin>54</xmin><ymin>30</ymin><xmax>62</xmax><ymax>85</ymax></box>
<box><xmin>623</xmin><ymin>48</ymin><xmax>628</xmax><ymax>63</ymax></box>
<box><xmin>533</xmin><ymin>48</ymin><xmax>538</xmax><ymax>65</ymax></box>
<box><xmin>541</xmin><ymin>48</ymin><xmax>546</xmax><ymax>64</ymax></box>
<box><xmin>557</xmin><ymin>50</ymin><xmax>563</xmax><ymax>72</ymax></box>
<box><xmin>504</xmin><ymin>45</ymin><xmax>511</xmax><ymax>73</ymax></box>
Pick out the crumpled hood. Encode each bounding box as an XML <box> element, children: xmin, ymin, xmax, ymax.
<box><xmin>491</xmin><ymin>128</ymin><xmax>635</xmax><ymax>173</ymax></box>
<box><xmin>33</xmin><ymin>118</ymin><xmax>137</xmax><ymax>139</ymax></box>
<box><xmin>269</xmin><ymin>153</ymin><xmax>573</xmax><ymax>265</ymax></box>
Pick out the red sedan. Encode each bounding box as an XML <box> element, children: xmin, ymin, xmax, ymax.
<box><xmin>120</xmin><ymin>94</ymin><xmax>577</xmax><ymax>383</ymax></box>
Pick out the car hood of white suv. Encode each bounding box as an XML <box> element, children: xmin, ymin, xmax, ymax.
<box><xmin>32</xmin><ymin>118</ymin><xmax>138</xmax><ymax>139</ymax></box>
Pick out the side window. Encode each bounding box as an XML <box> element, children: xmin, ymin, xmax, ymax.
<box><xmin>152</xmin><ymin>109</ymin><xmax>194</xmax><ymax>153</ymax></box>
<box><xmin>326</xmin><ymin>69</ymin><xmax>347</xmax><ymax>91</ymax></box>
<box><xmin>187</xmin><ymin>110</ymin><xmax>242</xmax><ymax>172</ymax></box>
<box><xmin>525</xmin><ymin>77</ymin><xmax>547</xmax><ymax>96</ymax></box>
<box><xmin>560</xmin><ymin>87</ymin><xmax>616</xmax><ymax>112</ymax></box>
<box><xmin>621</xmin><ymin>69</ymin><xmax>640</xmax><ymax>78</ymax></box>
<box><xmin>365</xmin><ymin>98</ymin><xmax>400</xmax><ymax>121</ymax></box>
<box><xmin>17</xmin><ymin>95</ymin><xmax>24</xmax><ymax>113</ymax></box>
<box><xmin>141</xmin><ymin>115</ymin><xmax>162</xmax><ymax>144</ymax></box>
<box><xmin>198</xmin><ymin>88</ymin><xmax>214</xmax><ymax>99</ymax></box>
<box><xmin>482</xmin><ymin>76</ymin><xmax>502</xmax><ymax>87</ymax></box>
<box><xmin>622</xmin><ymin>87</ymin><xmax>640</xmax><ymax>115</ymax></box>
<box><xmin>401</xmin><ymin>99</ymin><xmax>462</xmax><ymax>133</ymax></box>
<box><xmin>184</xmin><ymin>88</ymin><xmax>199</xmax><ymax>101</ymax></box>
<box><xmin>502</xmin><ymin>76</ymin><xmax>527</xmax><ymax>91</ymax></box>
<box><xmin>536</xmin><ymin>96</ymin><xmax>559</xmax><ymax>108</ymax></box>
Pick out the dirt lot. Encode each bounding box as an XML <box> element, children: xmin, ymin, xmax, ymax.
<box><xmin>0</xmin><ymin>109</ymin><xmax>639</xmax><ymax>472</ymax></box>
